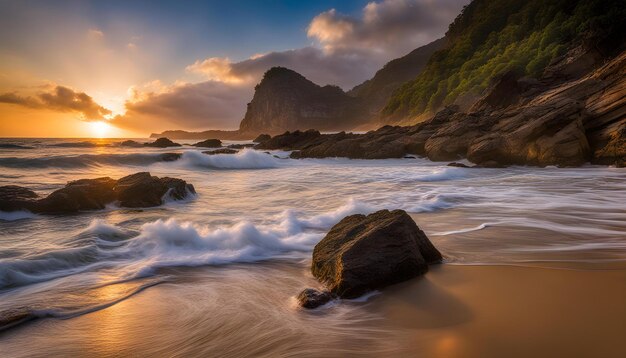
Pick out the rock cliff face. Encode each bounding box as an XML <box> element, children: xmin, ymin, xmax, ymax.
<box><xmin>238</xmin><ymin>67</ymin><xmax>365</xmax><ymax>135</ymax></box>
<box><xmin>256</xmin><ymin>46</ymin><xmax>626</xmax><ymax>167</ymax></box>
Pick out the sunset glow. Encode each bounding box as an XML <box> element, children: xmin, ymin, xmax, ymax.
<box><xmin>88</xmin><ymin>121</ymin><xmax>112</xmax><ymax>138</ymax></box>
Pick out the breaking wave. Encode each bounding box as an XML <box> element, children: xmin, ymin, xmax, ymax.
<box><xmin>179</xmin><ymin>149</ymin><xmax>280</xmax><ymax>169</ymax></box>
<box><xmin>0</xmin><ymin>152</ymin><xmax>182</xmax><ymax>168</ymax></box>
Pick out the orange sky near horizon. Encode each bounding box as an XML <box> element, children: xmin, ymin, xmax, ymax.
<box><xmin>0</xmin><ymin>105</ymin><xmax>140</xmax><ymax>138</ymax></box>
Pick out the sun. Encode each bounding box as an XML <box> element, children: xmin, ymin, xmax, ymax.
<box><xmin>89</xmin><ymin>121</ymin><xmax>112</xmax><ymax>138</ymax></box>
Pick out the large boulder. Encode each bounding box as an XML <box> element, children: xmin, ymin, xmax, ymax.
<box><xmin>113</xmin><ymin>172</ymin><xmax>195</xmax><ymax>208</ymax></box>
<box><xmin>37</xmin><ymin>177</ymin><xmax>117</xmax><ymax>213</ymax></box>
<box><xmin>192</xmin><ymin>139</ymin><xmax>222</xmax><ymax>148</ymax></box>
<box><xmin>311</xmin><ymin>209</ymin><xmax>442</xmax><ymax>299</ymax></box>
<box><xmin>144</xmin><ymin>137</ymin><xmax>181</xmax><ymax>148</ymax></box>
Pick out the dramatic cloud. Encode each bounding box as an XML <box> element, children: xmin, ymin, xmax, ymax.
<box><xmin>114</xmin><ymin>0</ymin><xmax>468</xmax><ymax>132</ymax></box>
<box><xmin>111</xmin><ymin>81</ymin><xmax>252</xmax><ymax>131</ymax></box>
<box><xmin>308</xmin><ymin>0</ymin><xmax>466</xmax><ymax>54</ymax></box>
<box><xmin>0</xmin><ymin>85</ymin><xmax>112</xmax><ymax>120</ymax></box>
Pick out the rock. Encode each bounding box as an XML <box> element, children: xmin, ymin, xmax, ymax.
<box><xmin>246</xmin><ymin>49</ymin><xmax>625</xmax><ymax>167</ymax></box>
<box><xmin>311</xmin><ymin>209</ymin><xmax>442</xmax><ymax>298</ymax></box>
<box><xmin>228</xmin><ymin>143</ymin><xmax>255</xmax><ymax>149</ymax></box>
<box><xmin>297</xmin><ymin>288</ymin><xmax>333</xmax><ymax>309</ymax></box>
<box><xmin>159</xmin><ymin>153</ymin><xmax>182</xmax><ymax>162</ymax></box>
<box><xmin>447</xmin><ymin>162</ymin><xmax>471</xmax><ymax>168</ymax></box>
<box><xmin>192</xmin><ymin>139</ymin><xmax>222</xmax><ymax>148</ymax></box>
<box><xmin>37</xmin><ymin>177</ymin><xmax>117</xmax><ymax>213</ymax></box>
<box><xmin>255</xmin><ymin>129</ymin><xmax>322</xmax><ymax>150</ymax></box>
<box><xmin>202</xmin><ymin>148</ymin><xmax>239</xmax><ymax>155</ymax></box>
<box><xmin>0</xmin><ymin>185</ymin><xmax>39</xmax><ymax>212</ymax></box>
<box><xmin>238</xmin><ymin>67</ymin><xmax>367</xmax><ymax>134</ymax></box>
<box><xmin>144</xmin><ymin>137</ymin><xmax>181</xmax><ymax>148</ymax></box>
<box><xmin>114</xmin><ymin>173</ymin><xmax>165</xmax><ymax>208</ymax></box>
<box><xmin>120</xmin><ymin>140</ymin><xmax>143</xmax><ymax>147</ymax></box>
<box><xmin>253</xmin><ymin>134</ymin><xmax>271</xmax><ymax>143</ymax></box>
<box><xmin>1</xmin><ymin>172</ymin><xmax>194</xmax><ymax>214</ymax></box>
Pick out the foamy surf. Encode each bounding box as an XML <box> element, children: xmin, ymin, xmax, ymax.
<box><xmin>178</xmin><ymin>149</ymin><xmax>280</xmax><ymax>169</ymax></box>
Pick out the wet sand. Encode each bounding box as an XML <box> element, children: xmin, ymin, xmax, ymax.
<box><xmin>1</xmin><ymin>262</ymin><xmax>625</xmax><ymax>357</ymax></box>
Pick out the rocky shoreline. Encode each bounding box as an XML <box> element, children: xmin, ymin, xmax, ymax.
<box><xmin>256</xmin><ymin>51</ymin><xmax>625</xmax><ymax>168</ymax></box>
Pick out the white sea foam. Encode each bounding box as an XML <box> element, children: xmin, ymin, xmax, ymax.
<box><xmin>0</xmin><ymin>210</ymin><xmax>38</xmax><ymax>221</ymax></box>
<box><xmin>432</xmin><ymin>223</ymin><xmax>492</xmax><ymax>236</ymax></box>
<box><xmin>179</xmin><ymin>149</ymin><xmax>279</xmax><ymax>169</ymax></box>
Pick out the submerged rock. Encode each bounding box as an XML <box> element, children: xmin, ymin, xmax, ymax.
<box><xmin>311</xmin><ymin>209</ymin><xmax>442</xmax><ymax>299</ymax></box>
<box><xmin>297</xmin><ymin>288</ymin><xmax>333</xmax><ymax>309</ymax></box>
<box><xmin>202</xmin><ymin>148</ymin><xmax>239</xmax><ymax>155</ymax></box>
<box><xmin>228</xmin><ymin>143</ymin><xmax>255</xmax><ymax>149</ymax></box>
<box><xmin>119</xmin><ymin>140</ymin><xmax>143</xmax><ymax>147</ymax></box>
<box><xmin>0</xmin><ymin>172</ymin><xmax>195</xmax><ymax>214</ymax></box>
<box><xmin>144</xmin><ymin>137</ymin><xmax>181</xmax><ymax>148</ymax></box>
<box><xmin>447</xmin><ymin>162</ymin><xmax>471</xmax><ymax>168</ymax></box>
<box><xmin>192</xmin><ymin>139</ymin><xmax>222</xmax><ymax>148</ymax></box>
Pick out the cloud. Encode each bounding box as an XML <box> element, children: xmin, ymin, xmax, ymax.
<box><xmin>87</xmin><ymin>28</ymin><xmax>104</xmax><ymax>40</ymax></box>
<box><xmin>308</xmin><ymin>0</ymin><xmax>466</xmax><ymax>54</ymax></box>
<box><xmin>0</xmin><ymin>85</ymin><xmax>112</xmax><ymax>120</ymax></box>
<box><xmin>113</xmin><ymin>0</ymin><xmax>468</xmax><ymax>132</ymax></box>
<box><xmin>111</xmin><ymin>80</ymin><xmax>252</xmax><ymax>131</ymax></box>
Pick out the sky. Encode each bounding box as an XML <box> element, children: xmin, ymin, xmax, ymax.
<box><xmin>0</xmin><ymin>0</ymin><xmax>468</xmax><ymax>138</ymax></box>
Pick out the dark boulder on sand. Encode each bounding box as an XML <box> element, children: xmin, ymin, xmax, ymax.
<box><xmin>253</xmin><ymin>134</ymin><xmax>271</xmax><ymax>143</ymax></box>
<box><xmin>297</xmin><ymin>288</ymin><xmax>333</xmax><ymax>309</ymax></box>
<box><xmin>0</xmin><ymin>172</ymin><xmax>195</xmax><ymax>214</ymax></box>
<box><xmin>144</xmin><ymin>137</ymin><xmax>181</xmax><ymax>148</ymax></box>
<box><xmin>309</xmin><ymin>209</ymin><xmax>442</xmax><ymax>301</ymax></box>
<box><xmin>192</xmin><ymin>139</ymin><xmax>222</xmax><ymax>148</ymax></box>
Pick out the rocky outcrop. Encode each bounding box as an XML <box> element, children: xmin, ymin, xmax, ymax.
<box><xmin>253</xmin><ymin>134</ymin><xmax>271</xmax><ymax>143</ymax></box>
<box><xmin>308</xmin><ymin>209</ymin><xmax>441</xmax><ymax>301</ymax></box>
<box><xmin>192</xmin><ymin>139</ymin><xmax>222</xmax><ymax>148</ymax></box>
<box><xmin>255</xmin><ymin>48</ymin><xmax>625</xmax><ymax>167</ymax></box>
<box><xmin>144</xmin><ymin>137</ymin><xmax>181</xmax><ymax>148</ymax></box>
<box><xmin>120</xmin><ymin>140</ymin><xmax>143</xmax><ymax>147</ymax></box>
<box><xmin>0</xmin><ymin>172</ymin><xmax>195</xmax><ymax>214</ymax></box>
<box><xmin>239</xmin><ymin>67</ymin><xmax>366</xmax><ymax>135</ymax></box>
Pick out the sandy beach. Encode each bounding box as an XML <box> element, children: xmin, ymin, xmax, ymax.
<box><xmin>2</xmin><ymin>262</ymin><xmax>625</xmax><ymax>357</ymax></box>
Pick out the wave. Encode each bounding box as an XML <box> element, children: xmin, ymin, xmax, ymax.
<box><xmin>412</xmin><ymin>167</ymin><xmax>468</xmax><ymax>182</ymax></box>
<box><xmin>0</xmin><ymin>143</ymin><xmax>33</xmax><ymax>149</ymax></box>
<box><xmin>178</xmin><ymin>149</ymin><xmax>279</xmax><ymax>169</ymax></box>
<box><xmin>49</xmin><ymin>141</ymin><xmax>110</xmax><ymax>148</ymax></box>
<box><xmin>0</xmin><ymin>278</ymin><xmax>164</xmax><ymax>332</ymax></box>
<box><xmin>0</xmin><ymin>152</ymin><xmax>182</xmax><ymax>168</ymax></box>
<box><xmin>431</xmin><ymin>223</ymin><xmax>492</xmax><ymax>236</ymax></box>
<box><xmin>0</xmin><ymin>199</ymin><xmax>377</xmax><ymax>291</ymax></box>
<box><xmin>0</xmin><ymin>210</ymin><xmax>38</xmax><ymax>221</ymax></box>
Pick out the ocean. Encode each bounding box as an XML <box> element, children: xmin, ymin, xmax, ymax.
<box><xmin>1</xmin><ymin>137</ymin><xmax>625</xmax><ymax>357</ymax></box>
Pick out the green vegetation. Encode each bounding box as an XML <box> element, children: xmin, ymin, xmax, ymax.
<box><xmin>383</xmin><ymin>0</ymin><xmax>626</xmax><ymax>118</ymax></box>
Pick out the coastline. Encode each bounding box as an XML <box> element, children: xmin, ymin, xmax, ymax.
<box><xmin>2</xmin><ymin>262</ymin><xmax>625</xmax><ymax>357</ymax></box>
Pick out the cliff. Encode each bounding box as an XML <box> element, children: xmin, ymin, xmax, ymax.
<box><xmin>238</xmin><ymin>67</ymin><xmax>366</xmax><ymax>134</ymax></box>
<box><xmin>348</xmin><ymin>38</ymin><xmax>446</xmax><ymax>117</ymax></box>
